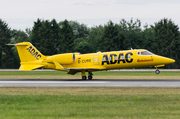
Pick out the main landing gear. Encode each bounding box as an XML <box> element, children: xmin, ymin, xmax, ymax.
<box><xmin>81</xmin><ymin>70</ymin><xmax>93</xmax><ymax>80</ymax></box>
<box><xmin>155</xmin><ymin>67</ymin><xmax>160</xmax><ymax>74</ymax></box>
<box><xmin>88</xmin><ymin>72</ymin><xmax>93</xmax><ymax>80</ymax></box>
<box><xmin>82</xmin><ymin>76</ymin><xmax>87</xmax><ymax>80</ymax></box>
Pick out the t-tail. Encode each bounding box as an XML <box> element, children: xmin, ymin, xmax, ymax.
<box><xmin>8</xmin><ymin>42</ymin><xmax>46</xmax><ymax>71</ymax></box>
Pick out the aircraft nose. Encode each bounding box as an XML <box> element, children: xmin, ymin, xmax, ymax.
<box><xmin>167</xmin><ymin>58</ymin><xmax>175</xmax><ymax>64</ymax></box>
<box><xmin>164</xmin><ymin>58</ymin><xmax>175</xmax><ymax>64</ymax></box>
<box><xmin>154</xmin><ymin>56</ymin><xmax>175</xmax><ymax>64</ymax></box>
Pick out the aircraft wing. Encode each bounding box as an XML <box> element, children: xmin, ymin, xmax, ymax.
<box><xmin>66</xmin><ymin>68</ymin><xmax>102</xmax><ymax>75</ymax></box>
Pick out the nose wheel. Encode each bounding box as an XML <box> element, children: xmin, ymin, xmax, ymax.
<box><xmin>155</xmin><ymin>68</ymin><xmax>160</xmax><ymax>74</ymax></box>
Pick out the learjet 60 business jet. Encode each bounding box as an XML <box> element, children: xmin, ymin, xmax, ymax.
<box><xmin>8</xmin><ymin>42</ymin><xmax>175</xmax><ymax>80</ymax></box>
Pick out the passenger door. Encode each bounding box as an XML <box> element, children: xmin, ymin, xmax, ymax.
<box><xmin>93</xmin><ymin>55</ymin><xmax>99</xmax><ymax>65</ymax></box>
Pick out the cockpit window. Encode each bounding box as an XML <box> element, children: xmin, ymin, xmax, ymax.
<box><xmin>137</xmin><ymin>51</ymin><xmax>153</xmax><ymax>56</ymax></box>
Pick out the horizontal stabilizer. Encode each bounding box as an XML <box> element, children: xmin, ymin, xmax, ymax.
<box><xmin>19</xmin><ymin>65</ymin><xmax>44</xmax><ymax>71</ymax></box>
<box><xmin>6</xmin><ymin>44</ymin><xmax>28</xmax><ymax>46</ymax></box>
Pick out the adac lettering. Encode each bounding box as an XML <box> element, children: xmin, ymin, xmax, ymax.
<box><xmin>27</xmin><ymin>46</ymin><xmax>41</xmax><ymax>60</ymax></box>
<box><xmin>102</xmin><ymin>52</ymin><xmax>133</xmax><ymax>65</ymax></box>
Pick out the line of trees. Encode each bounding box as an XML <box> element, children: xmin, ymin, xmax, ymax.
<box><xmin>0</xmin><ymin>18</ymin><xmax>180</xmax><ymax>69</ymax></box>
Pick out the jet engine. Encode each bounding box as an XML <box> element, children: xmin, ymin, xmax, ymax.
<box><xmin>45</xmin><ymin>53</ymin><xmax>75</xmax><ymax>64</ymax></box>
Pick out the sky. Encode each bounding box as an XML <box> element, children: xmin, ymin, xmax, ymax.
<box><xmin>1</xmin><ymin>0</ymin><xmax>180</xmax><ymax>31</ymax></box>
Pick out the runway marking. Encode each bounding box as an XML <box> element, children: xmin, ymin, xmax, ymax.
<box><xmin>0</xmin><ymin>81</ymin><xmax>109</xmax><ymax>84</ymax></box>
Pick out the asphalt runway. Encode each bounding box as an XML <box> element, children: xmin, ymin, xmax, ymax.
<box><xmin>0</xmin><ymin>79</ymin><xmax>180</xmax><ymax>87</ymax></box>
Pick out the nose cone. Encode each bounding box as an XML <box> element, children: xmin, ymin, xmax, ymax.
<box><xmin>164</xmin><ymin>58</ymin><xmax>175</xmax><ymax>64</ymax></box>
<box><xmin>154</xmin><ymin>55</ymin><xmax>175</xmax><ymax>64</ymax></box>
<box><xmin>169</xmin><ymin>59</ymin><xmax>176</xmax><ymax>63</ymax></box>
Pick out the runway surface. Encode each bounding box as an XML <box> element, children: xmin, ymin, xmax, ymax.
<box><xmin>0</xmin><ymin>79</ymin><xmax>180</xmax><ymax>87</ymax></box>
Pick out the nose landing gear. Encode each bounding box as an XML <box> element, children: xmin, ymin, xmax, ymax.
<box><xmin>155</xmin><ymin>67</ymin><xmax>160</xmax><ymax>74</ymax></box>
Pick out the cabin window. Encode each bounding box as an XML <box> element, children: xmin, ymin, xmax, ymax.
<box><xmin>115</xmin><ymin>56</ymin><xmax>118</xmax><ymax>60</ymax></box>
<box><xmin>128</xmin><ymin>55</ymin><xmax>131</xmax><ymax>59</ymax></box>
<box><xmin>95</xmin><ymin>58</ymin><xmax>97</xmax><ymax>62</ymax></box>
<box><xmin>137</xmin><ymin>51</ymin><xmax>153</xmax><ymax>56</ymax></box>
<box><xmin>121</xmin><ymin>56</ymin><xmax>124</xmax><ymax>59</ymax></box>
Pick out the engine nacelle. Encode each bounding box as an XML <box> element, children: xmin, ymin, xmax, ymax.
<box><xmin>45</xmin><ymin>53</ymin><xmax>75</xmax><ymax>65</ymax></box>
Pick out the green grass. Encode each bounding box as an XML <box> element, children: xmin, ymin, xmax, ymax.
<box><xmin>0</xmin><ymin>71</ymin><xmax>180</xmax><ymax>76</ymax></box>
<box><xmin>0</xmin><ymin>87</ymin><xmax>180</xmax><ymax>119</ymax></box>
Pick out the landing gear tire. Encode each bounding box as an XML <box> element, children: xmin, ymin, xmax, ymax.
<box><xmin>88</xmin><ymin>75</ymin><xmax>93</xmax><ymax>80</ymax></box>
<box><xmin>82</xmin><ymin>76</ymin><xmax>87</xmax><ymax>80</ymax></box>
<box><xmin>155</xmin><ymin>69</ymin><xmax>160</xmax><ymax>74</ymax></box>
<box><xmin>88</xmin><ymin>72</ymin><xmax>93</xmax><ymax>80</ymax></box>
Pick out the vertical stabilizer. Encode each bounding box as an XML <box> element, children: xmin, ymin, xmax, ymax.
<box><xmin>7</xmin><ymin>42</ymin><xmax>46</xmax><ymax>71</ymax></box>
<box><xmin>14</xmin><ymin>42</ymin><xmax>45</xmax><ymax>62</ymax></box>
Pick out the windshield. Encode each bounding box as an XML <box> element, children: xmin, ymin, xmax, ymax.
<box><xmin>137</xmin><ymin>51</ymin><xmax>153</xmax><ymax>56</ymax></box>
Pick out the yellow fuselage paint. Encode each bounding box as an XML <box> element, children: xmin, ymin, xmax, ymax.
<box><xmin>9</xmin><ymin>42</ymin><xmax>175</xmax><ymax>77</ymax></box>
<box><xmin>42</xmin><ymin>50</ymin><xmax>175</xmax><ymax>71</ymax></box>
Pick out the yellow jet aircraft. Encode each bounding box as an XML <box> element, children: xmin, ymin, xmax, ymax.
<box><xmin>8</xmin><ymin>42</ymin><xmax>175</xmax><ymax>80</ymax></box>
